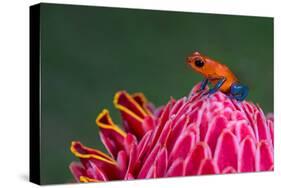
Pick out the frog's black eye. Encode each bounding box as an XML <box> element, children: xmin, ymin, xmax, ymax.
<box><xmin>194</xmin><ymin>59</ymin><xmax>204</xmax><ymax>67</ymax></box>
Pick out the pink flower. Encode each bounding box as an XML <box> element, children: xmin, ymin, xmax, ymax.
<box><xmin>69</xmin><ymin>83</ymin><xmax>274</xmax><ymax>183</ymax></box>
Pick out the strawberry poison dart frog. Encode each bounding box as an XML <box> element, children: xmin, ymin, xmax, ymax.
<box><xmin>186</xmin><ymin>52</ymin><xmax>248</xmax><ymax>101</ymax></box>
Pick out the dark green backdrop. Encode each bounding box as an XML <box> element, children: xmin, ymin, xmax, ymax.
<box><xmin>39</xmin><ymin>3</ymin><xmax>273</xmax><ymax>184</ymax></box>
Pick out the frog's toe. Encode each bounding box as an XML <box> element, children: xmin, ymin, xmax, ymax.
<box><xmin>202</xmin><ymin>90</ymin><xmax>211</xmax><ymax>97</ymax></box>
<box><xmin>208</xmin><ymin>88</ymin><xmax>217</xmax><ymax>95</ymax></box>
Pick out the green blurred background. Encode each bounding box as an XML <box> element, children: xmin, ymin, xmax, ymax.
<box><xmin>40</xmin><ymin>3</ymin><xmax>273</xmax><ymax>184</ymax></box>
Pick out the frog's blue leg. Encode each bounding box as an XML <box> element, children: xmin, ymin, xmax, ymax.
<box><xmin>230</xmin><ymin>83</ymin><xmax>248</xmax><ymax>101</ymax></box>
<box><xmin>193</xmin><ymin>79</ymin><xmax>208</xmax><ymax>96</ymax></box>
<box><xmin>200</xmin><ymin>78</ymin><xmax>209</xmax><ymax>91</ymax></box>
<box><xmin>207</xmin><ymin>77</ymin><xmax>226</xmax><ymax>95</ymax></box>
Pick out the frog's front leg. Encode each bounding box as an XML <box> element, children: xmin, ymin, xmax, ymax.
<box><xmin>207</xmin><ymin>77</ymin><xmax>226</xmax><ymax>95</ymax></box>
<box><xmin>200</xmin><ymin>78</ymin><xmax>209</xmax><ymax>91</ymax></box>
<box><xmin>196</xmin><ymin>78</ymin><xmax>208</xmax><ymax>93</ymax></box>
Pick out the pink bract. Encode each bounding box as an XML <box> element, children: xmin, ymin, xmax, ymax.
<box><xmin>70</xmin><ymin>83</ymin><xmax>274</xmax><ymax>183</ymax></box>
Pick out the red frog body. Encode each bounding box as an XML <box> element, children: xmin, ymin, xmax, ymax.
<box><xmin>186</xmin><ymin>52</ymin><xmax>248</xmax><ymax>101</ymax></box>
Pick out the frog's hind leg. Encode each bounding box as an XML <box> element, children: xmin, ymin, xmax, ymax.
<box><xmin>207</xmin><ymin>77</ymin><xmax>226</xmax><ymax>95</ymax></box>
<box><xmin>230</xmin><ymin>83</ymin><xmax>249</xmax><ymax>101</ymax></box>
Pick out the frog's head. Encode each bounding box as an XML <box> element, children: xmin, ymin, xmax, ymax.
<box><xmin>186</xmin><ymin>51</ymin><xmax>215</xmax><ymax>76</ymax></box>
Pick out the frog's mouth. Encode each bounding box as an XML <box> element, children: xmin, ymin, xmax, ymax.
<box><xmin>186</xmin><ymin>57</ymin><xmax>192</xmax><ymax>64</ymax></box>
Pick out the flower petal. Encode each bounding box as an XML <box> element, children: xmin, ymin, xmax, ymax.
<box><xmin>70</xmin><ymin>141</ymin><xmax>115</xmax><ymax>165</ymax></box>
<box><xmin>231</xmin><ymin>111</ymin><xmax>247</xmax><ymax>121</ymax></box>
<box><xmin>223</xmin><ymin>100</ymin><xmax>236</xmax><ymax>111</ymax></box>
<box><xmin>221</xmin><ymin>107</ymin><xmax>233</xmax><ymax>121</ymax></box>
<box><xmin>186</xmin><ymin>122</ymin><xmax>199</xmax><ymax>142</ymax></box>
<box><xmin>137</xmin><ymin>130</ymin><xmax>153</xmax><ymax>162</ymax></box>
<box><xmin>155</xmin><ymin>147</ymin><xmax>168</xmax><ymax>177</ymax></box>
<box><xmin>189</xmin><ymin>108</ymin><xmax>200</xmax><ymax>124</ymax></box>
<box><xmin>117</xmin><ymin>150</ymin><xmax>128</xmax><ymax>175</ymax></box>
<box><xmin>157</xmin><ymin>99</ymin><xmax>174</xmax><ymax>127</ymax></box>
<box><xmin>198</xmin><ymin>159</ymin><xmax>219</xmax><ymax>175</ymax></box>
<box><xmin>213</xmin><ymin>130</ymin><xmax>239</xmax><ymax>172</ymax></box>
<box><xmin>199</xmin><ymin>108</ymin><xmax>209</xmax><ymax>141</ymax></box>
<box><xmin>165</xmin><ymin>159</ymin><xmax>184</xmax><ymax>177</ymax></box>
<box><xmin>79</xmin><ymin>176</ymin><xmax>99</xmax><ymax>183</ymax></box>
<box><xmin>233</xmin><ymin>120</ymin><xmax>255</xmax><ymax>143</ymax></box>
<box><xmin>213</xmin><ymin>91</ymin><xmax>227</xmax><ymax>102</ymax></box>
<box><xmin>184</xmin><ymin>142</ymin><xmax>211</xmax><ymax>175</ymax></box>
<box><xmin>154</xmin><ymin>105</ymin><xmax>165</xmax><ymax>118</ymax></box>
<box><xmin>256</xmin><ymin>140</ymin><xmax>274</xmax><ymax>171</ymax></box>
<box><xmin>169</xmin><ymin>130</ymin><xmax>195</xmax><ymax>164</ymax></box>
<box><xmin>204</xmin><ymin>115</ymin><xmax>228</xmax><ymax>155</ymax></box>
<box><xmin>238</xmin><ymin>136</ymin><xmax>256</xmax><ymax>172</ymax></box>
<box><xmin>144</xmin><ymin>147</ymin><xmax>168</xmax><ymax>179</ymax></box>
<box><xmin>131</xmin><ymin>92</ymin><xmax>154</xmax><ymax>115</ymax></box>
<box><xmin>242</xmin><ymin>103</ymin><xmax>258</xmax><ymax>139</ymax></box>
<box><xmin>125</xmin><ymin>143</ymin><xmax>139</xmax><ymax>179</ymax></box>
<box><xmin>149</xmin><ymin>101</ymin><xmax>173</xmax><ymax>147</ymax></box>
<box><xmin>114</xmin><ymin>91</ymin><xmax>149</xmax><ymax>138</ymax></box>
<box><xmin>166</xmin><ymin>114</ymin><xmax>189</xmax><ymax>152</ymax></box>
<box><xmin>267</xmin><ymin>120</ymin><xmax>274</xmax><ymax>145</ymax></box>
<box><xmin>157</xmin><ymin>119</ymin><xmax>173</xmax><ymax>146</ymax></box>
<box><xmin>255</xmin><ymin>111</ymin><xmax>271</xmax><ymax>142</ymax></box>
<box><xmin>171</xmin><ymin>98</ymin><xmax>189</xmax><ymax>119</ymax></box>
<box><xmin>145</xmin><ymin>164</ymin><xmax>157</xmax><ymax>179</ymax></box>
<box><xmin>142</xmin><ymin>116</ymin><xmax>155</xmax><ymax>132</ymax></box>
<box><xmin>125</xmin><ymin>173</ymin><xmax>135</xmax><ymax>180</ymax></box>
<box><xmin>266</xmin><ymin>112</ymin><xmax>274</xmax><ymax>121</ymax></box>
<box><xmin>69</xmin><ymin>162</ymin><xmax>86</xmax><ymax>182</ymax></box>
<box><xmin>96</xmin><ymin>109</ymin><xmax>126</xmax><ymax>158</ymax></box>
<box><xmin>169</xmin><ymin>97</ymin><xmax>185</xmax><ymax>117</ymax></box>
<box><xmin>188</xmin><ymin>82</ymin><xmax>208</xmax><ymax>99</ymax></box>
<box><xmin>86</xmin><ymin>161</ymin><xmax>108</xmax><ymax>181</ymax></box>
<box><xmin>222</xmin><ymin>166</ymin><xmax>236</xmax><ymax>174</ymax></box>
<box><xmin>137</xmin><ymin>144</ymin><xmax>161</xmax><ymax>178</ymax></box>
<box><xmin>70</xmin><ymin>141</ymin><xmax>120</xmax><ymax>180</ymax></box>
<box><xmin>123</xmin><ymin>133</ymin><xmax>138</xmax><ymax>155</ymax></box>
<box><xmin>114</xmin><ymin>91</ymin><xmax>148</xmax><ymax>118</ymax></box>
